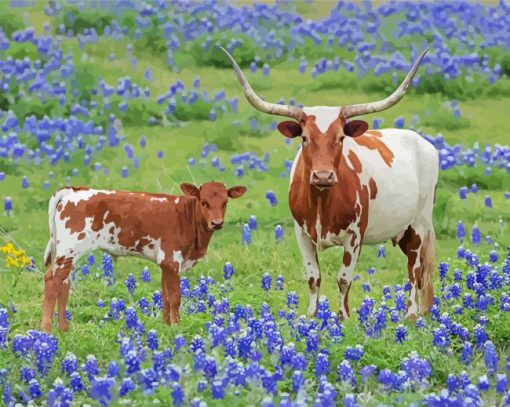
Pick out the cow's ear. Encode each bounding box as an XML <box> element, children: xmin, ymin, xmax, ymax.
<box><xmin>343</xmin><ymin>120</ymin><xmax>368</xmax><ymax>138</ymax></box>
<box><xmin>227</xmin><ymin>186</ymin><xmax>247</xmax><ymax>199</ymax></box>
<box><xmin>277</xmin><ymin>121</ymin><xmax>302</xmax><ymax>138</ymax></box>
<box><xmin>180</xmin><ymin>183</ymin><xmax>200</xmax><ymax>198</ymax></box>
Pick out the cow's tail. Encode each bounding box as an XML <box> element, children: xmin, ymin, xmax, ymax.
<box><xmin>44</xmin><ymin>188</ymin><xmax>72</xmax><ymax>267</ymax></box>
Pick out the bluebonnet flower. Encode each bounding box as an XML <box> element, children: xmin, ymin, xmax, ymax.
<box><xmin>0</xmin><ymin>308</ymin><xmax>9</xmax><ymax>349</ymax></box>
<box><xmin>248</xmin><ymin>215</ymin><xmax>257</xmax><ymax>230</ymax></box>
<box><xmin>20</xmin><ymin>367</ymin><xmax>36</xmax><ymax>383</ymax></box>
<box><xmin>439</xmin><ymin>262</ymin><xmax>449</xmax><ymax>281</ymax></box>
<box><xmin>395</xmin><ymin>324</ymin><xmax>407</xmax><ymax>343</ymax></box>
<box><xmin>484</xmin><ymin>341</ymin><xmax>498</xmax><ymax>375</ymax></box>
<box><xmin>291</xmin><ymin>353</ymin><xmax>307</xmax><ymax>371</ymax></box>
<box><xmin>70</xmin><ymin>372</ymin><xmax>84</xmax><ymax>392</ymax></box>
<box><xmin>345</xmin><ymin>345</ymin><xmax>364</xmax><ymax>361</ymax></box>
<box><xmin>261</xmin><ymin>273</ymin><xmax>272</xmax><ymax>291</ymax></box>
<box><xmin>474</xmin><ymin>324</ymin><xmax>488</xmax><ymax>348</ymax></box>
<box><xmin>472</xmin><ymin>224</ymin><xmax>481</xmax><ymax>246</ymax></box>
<box><xmin>89</xmin><ymin>376</ymin><xmax>115</xmax><ymax>406</ymax></box>
<box><xmin>362</xmin><ymin>282</ymin><xmax>370</xmax><ymax>292</ymax></box>
<box><xmin>119</xmin><ymin>377</ymin><xmax>136</xmax><ymax>397</ymax></box>
<box><xmin>461</xmin><ymin>342</ymin><xmax>474</xmax><ymax>366</ymax></box>
<box><xmin>242</xmin><ymin>224</ymin><xmax>251</xmax><ymax>245</ymax></box>
<box><xmin>401</xmin><ymin>352</ymin><xmax>431</xmax><ymax>387</ymax></box>
<box><xmin>306</xmin><ymin>330</ymin><xmax>319</xmax><ymax>353</ymax></box>
<box><xmin>211</xmin><ymin>379</ymin><xmax>226</xmax><ymax>399</ymax></box>
<box><xmin>147</xmin><ymin>330</ymin><xmax>159</xmax><ymax>351</ymax></box>
<box><xmin>223</xmin><ymin>262</ymin><xmax>234</xmax><ymax>280</ymax></box>
<box><xmin>337</xmin><ymin>360</ymin><xmax>357</xmax><ymax>387</ymax></box>
<box><xmin>81</xmin><ymin>264</ymin><xmax>90</xmax><ymax>275</ymax></box>
<box><xmin>456</xmin><ymin>221</ymin><xmax>466</xmax><ymax>241</ymax></box>
<box><xmin>315</xmin><ymin>350</ymin><xmax>330</xmax><ymax>377</ymax></box>
<box><xmin>478</xmin><ymin>374</ymin><xmax>490</xmax><ymax>391</ymax></box>
<box><xmin>61</xmin><ymin>352</ymin><xmax>78</xmax><ymax>376</ymax></box>
<box><xmin>190</xmin><ymin>335</ymin><xmax>205</xmax><ymax>354</ymax></box>
<box><xmin>274</xmin><ymin>225</ymin><xmax>284</xmax><ymax>242</ymax></box>
<box><xmin>432</xmin><ymin>325</ymin><xmax>450</xmax><ymax>349</ymax></box>
<box><xmin>496</xmin><ymin>374</ymin><xmax>508</xmax><ymax>394</ymax></box>
<box><xmin>152</xmin><ymin>291</ymin><xmax>163</xmax><ymax>311</ymax></box>
<box><xmin>360</xmin><ymin>365</ymin><xmax>376</xmax><ymax>382</ymax></box>
<box><xmin>377</xmin><ymin>244</ymin><xmax>386</xmax><ymax>257</ymax></box>
<box><xmin>107</xmin><ymin>361</ymin><xmax>120</xmax><ymax>378</ymax></box>
<box><xmin>416</xmin><ymin>317</ymin><xmax>426</xmax><ymax>329</ymax></box>
<box><xmin>141</xmin><ymin>266</ymin><xmax>151</xmax><ymax>282</ymax></box>
<box><xmin>28</xmin><ymin>379</ymin><xmax>42</xmax><ymax>399</ymax></box>
<box><xmin>286</xmin><ymin>291</ymin><xmax>298</xmax><ymax>308</ymax></box>
<box><xmin>275</xmin><ymin>275</ymin><xmax>284</xmax><ymax>290</ymax></box>
<box><xmin>171</xmin><ymin>382</ymin><xmax>184</xmax><ymax>405</ymax></box>
<box><xmin>344</xmin><ymin>394</ymin><xmax>358</xmax><ymax>407</ymax></box>
<box><xmin>125</xmin><ymin>273</ymin><xmax>137</xmax><ymax>295</ymax></box>
<box><xmin>368</xmin><ymin>267</ymin><xmax>375</xmax><ymax>275</ymax></box>
<box><xmin>378</xmin><ymin>369</ymin><xmax>400</xmax><ymax>391</ymax></box>
<box><xmin>102</xmin><ymin>253</ymin><xmax>114</xmax><ymax>285</ymax></box>
<box><xmin>291</xmin><ymin>370</ymin><xmax>305</xmax><ymax>393</ymax></box>
<box><xmin>446</xmin><ymin>374</ymin><xmax>458</xmax><ymax>393</ymax></box>
<box><xmin>457</xmin><ymin>246</ymin><xmax>465</xmax><ymax>259</ymax></box>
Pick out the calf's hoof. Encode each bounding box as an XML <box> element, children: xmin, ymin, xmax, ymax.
<box><xmin>58</xmin><ymin>322</ymin><xmax>69</xmax><ymax>332</ymax></box>
<box><xmin>41</xmin><ymin>321</ymin><xmax>52</xmax><ymax>333</ymax></box>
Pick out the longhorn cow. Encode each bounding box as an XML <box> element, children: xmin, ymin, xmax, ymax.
<box><xmin>222</xmin><ymin>48</ymin><xmax>438</xmax><ymax>320</ymax></box>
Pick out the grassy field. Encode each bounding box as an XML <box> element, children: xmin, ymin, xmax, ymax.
<box><xmin>1</xmin><ymin>1</ymin><xmax>510</xmax><ymax>406</ymax></box>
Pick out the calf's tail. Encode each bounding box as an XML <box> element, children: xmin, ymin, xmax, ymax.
<box><xmin>44</xmin><ymin>188</ymin><xmax>72</xmax><ymax>267</ymax></box>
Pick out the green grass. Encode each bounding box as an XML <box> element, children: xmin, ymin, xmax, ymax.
<box><xmin>0</xmin><ymin>3</ymin><xmax>510</xmax><ymax>405</ymax></box>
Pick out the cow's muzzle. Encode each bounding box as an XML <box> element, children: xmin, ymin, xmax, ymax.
<box><xmin>210</xmin><ymin>219</ymin><xmax>224</xmax><ymax>230</ymax></box>
<box><xmin>310</xmin><ymin>170</ymin><xmax>337</xmax><ymax>188</ymax></box>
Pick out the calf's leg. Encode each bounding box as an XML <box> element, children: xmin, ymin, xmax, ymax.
<box><xmin>161</xmin><ymin>270</ymin><xmax>171</xmax><ymax>324</ymax></box>
<box><xmin>57</xmin><ymin>279</ymin><xmax>71</xmax><ymax>331</ymax></box>
<box><xmin>160</xmin><ymin>262</ymin><xmax>181</xmax><ymax>324</ymax></box>
<box><xmin>294</xmin><ymin>222</ymin><xmax>320</xmax><ymax>317</ymax></box>
<box><xmin>41</xmin><ymin>256</ymin><xmax>73</xmax><ymax>332</ymax></box>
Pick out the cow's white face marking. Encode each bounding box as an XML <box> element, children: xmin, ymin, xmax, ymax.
<box><xmin>302</xmin><ymin>106</ymin><xmax>342</xmax><ymax>133</ymax></box>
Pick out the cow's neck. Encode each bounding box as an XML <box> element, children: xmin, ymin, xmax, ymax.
<box><xmin>290</xmin><ymin>154</ymin><xmax>362</xmax><ymax>242</ymax></box>
<box><xmin>191</xmin><ymin>202</ymin><xmax>214</xmax><ymax>258</ymax></box>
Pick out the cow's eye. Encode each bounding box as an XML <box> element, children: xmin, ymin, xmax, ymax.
<box><xmin>201</xmin><ymin>201</ymin><xmax>209</xmax><ymax>208</ymax></box>
<box><xmin>302</xmin><ymin>136</ymin><xmax>308</xmax><ymax>143</ymax></box>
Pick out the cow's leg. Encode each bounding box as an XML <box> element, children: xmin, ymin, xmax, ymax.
<box><xmin>398</xmin><ymin>224</ymin><xmax>435</xmax><ymax>319</ymax></box>
<box><xmin>57</xmin><ymin>278</ymin><xmax>71</xmax><ymax>331</ymax></box>
<box><xmin>41</xmin><ymin>256</ymin><xmax>73</xmax><ymax>332</ymax></box>
<box><xmin>294</xmin><ymin>222</ymin><xmax>320</xmax><ymax>317</ymax></box>
<box><xmin>160</xmin><ymin>262</ymin><xmax>180</xmax><ymax>324</ymax></box>
<box><xmin>337</xmin><ymin>236</ymin><xmax>361</xmax><ymax>321</ymax></box>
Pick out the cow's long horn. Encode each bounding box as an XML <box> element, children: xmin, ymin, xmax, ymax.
<box><xmin>342</xmin><ymin>48</ymin><xmax>429</xmax><ymax>118</ymax></box>
<box><xmin>220</xmin><ymin>47</ymin><xmax>303</xmax><ymax>121</ymax></box>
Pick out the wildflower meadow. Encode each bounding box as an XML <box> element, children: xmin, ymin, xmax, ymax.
<box><xmin>0</xmin><ymin>1</ymin><xmax>509</xmax><ymax>406</ymax></box>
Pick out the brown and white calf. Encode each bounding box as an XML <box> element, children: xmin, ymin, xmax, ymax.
<box><xmin>41</xmin><ymin>182</ymin><xmax>246</xmax><ymax>332</ymax></box>
<box><xmin>223</xmin><ymin>47</ymin><xmax>438</xmax><ymax>321</ymax></box>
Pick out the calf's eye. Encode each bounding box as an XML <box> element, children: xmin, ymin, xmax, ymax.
<box><xmin>201</xmin><ymin>201</ymin><xmax>209</xmax><ymax>208</ymax></box>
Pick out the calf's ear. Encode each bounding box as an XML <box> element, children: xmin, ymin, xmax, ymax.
<box><xmin>227</xmin><ymin>186</ymin><xmax>247</xmax><ymax>199</ymax></box>
<box><xmin>180</xmin><ymin>183</ymin><xmax>200</xmax><ymax>198</ymax></box>
<box><xmin>277</xmin><ymin>121</ymin><xmax>302</xmax><ymax>138</ymax></box>
<box><xmin>343</xmin><ymin>120</ymin><xmax>368</xmax><ymax>138</ymax></box>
